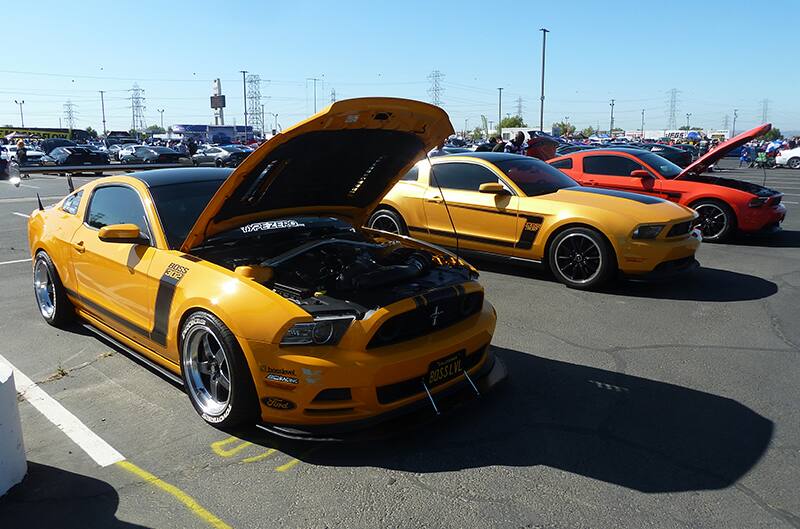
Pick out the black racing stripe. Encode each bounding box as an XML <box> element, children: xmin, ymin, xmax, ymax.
<box><xmin>65</xmin><ymin>287</ymin><xmax>152</xmax><ymax>340</ymax></box>
<box><xmin>421</xmin><ymin>227</ymin><xmax>517</xmax><ymax>248</ymax></box>
<box><xmin>150</xmin><ymin>273</ymin><xmax>181</xmax><ymax>346</ymax></box>
<box><xmin>515</xmin><ymin>215</ymin><xmax>544</xmax><ymax>250</ymax></box>
<box><xmin>566</xmin><ymin>186</ymin><xmax>665</xmax><ymax>204</ymax></box>
<box><xmin>413</xmin><ymin>295</ymin><xmax>425</xmax><ymax>308</ymax></box>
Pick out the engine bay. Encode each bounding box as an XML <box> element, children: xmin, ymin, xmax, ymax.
<box><xmin>195</xmin><ymin>216</ymin><xmax>473</xmax><ymax>317</ymax></box>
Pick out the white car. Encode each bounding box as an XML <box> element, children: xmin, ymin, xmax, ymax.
<box><xmin>1</xmin><ymin>145</ymin><xmax>46</xmax><ymax>165</ymax></box>
<box><xmin>116</xmin><ymin>144</ymin><xmax>146</xmax><ymax>161</ymax></box>
<box><xmin>776</xmin><ymin>147</ymin><xmax>800</xmax><ymax>169</ymax></box>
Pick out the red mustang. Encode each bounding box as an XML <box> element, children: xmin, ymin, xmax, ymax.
<box><xmin>548</xmin><ymin>124</ymin><xmax>786</xmax><ymax>241</ymax></box>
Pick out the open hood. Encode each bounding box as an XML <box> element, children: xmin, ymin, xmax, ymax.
<box><xmin>677</xmin><ymin>123</ymin><xmax>771</xmax><ymax>179</ymax></box>
<box><xmin>180</xmin><ymin>98</ymin><xmax>454</xmax><ymax>252</ymax></box>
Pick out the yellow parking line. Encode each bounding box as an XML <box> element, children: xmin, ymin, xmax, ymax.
<box><xmin>116</xmin><ymin>461</ymin><xmax>232</xmax><ymax>529</ymax></box>
<box><xmin>242</xmin><ymin>448</ymin><xmax>277</xmax><ymax>464</ymax></box>
<box><xmin>275</xmin><ymin>458</ymin><xmax>301</xmax><ymax>472</ymax></box>
<box><xmin>210</xmin><ymin>436</ymin><xmax>252</xmax><ymax>457</ymax></box>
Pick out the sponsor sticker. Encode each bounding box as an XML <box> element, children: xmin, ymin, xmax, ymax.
<box><xmin>240</xmin><ymin>219</ymin><xmax>305</xmax><ymax>234</ymax></box>
<box><xmin>266</xmin><ymin>373</ymin><xmax>299</xmax><ymax>385</ymax></box>
<box><xmin>263</xmin><ymin>397</ymin><xmax>296</xmax><ymax>410</ymax></box>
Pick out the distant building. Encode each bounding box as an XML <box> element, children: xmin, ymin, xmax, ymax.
<box><xmin>171</xmin><ymin>124</ymin><xmax>254</xmax><ymax>143</ymax></box>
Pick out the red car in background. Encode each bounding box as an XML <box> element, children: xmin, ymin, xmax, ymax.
<box><xmin>548</xmin><ymin>124</ymin><xmax>786</xmax><ymax>241</ymax></box>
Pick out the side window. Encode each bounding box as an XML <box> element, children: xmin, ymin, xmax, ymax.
<box><xmin>583</xmin><ymin>155</ymin><xmax>643</xmax><ymax>176</ymax></box>
<box><xmin>430</xmin><ymin>163</ymin><xmax>501</xmax><ymax>191</ymax></box>
<box><xmin>86</xmin><ymin>186</ymin><xmax>150</xmax><ymax>237</ymax></box>
<box><xmin>401</xmin><ymin>166</ymin><xmax>419</xmax><ymax>181</ymax></box>
<box><xmin>62</xmin><ymin>190</ymin><xmax>83</xmax><ymax>215</ymax></box>
<box><xmin>550</xmin><ymin>159</ymin><xmax>573</xmax><ymax>170</ymax></box>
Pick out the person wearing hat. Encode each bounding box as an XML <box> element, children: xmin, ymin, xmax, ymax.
<box><xmin>15</xmin><ymin>139</ymin><xmax>28</xmax><ymax>172</ymax></box>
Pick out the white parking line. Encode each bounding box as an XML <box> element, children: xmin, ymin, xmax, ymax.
<box><xmin>783</xmin><ymin>201</ymin><xmax>799</xmax><ymax>205</ymax></box>
<box><xmin>0</xmin><ymin>353</ymin><xmax>125</xmax><ymax>467</ymax></box>
<box><xmin>11</xmin><ymin>212</ymin><xmax>29</xmax><ymax>218</ymax></box>
<box><xmin>0</xmin><ymin>258</ymin><xmax>31</xmax><ymax>266</ymax></box>
<box><xmin>0</xmin><ymin>180</ymin><xmax>39</xmax><ymax>189</ymax></box>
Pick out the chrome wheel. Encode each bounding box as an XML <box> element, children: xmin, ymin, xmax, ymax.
<box><xmin>370</xmin><ymin>212</ymin><xmax>401</xmax><ymax>234</ymax></box>
<box><xmin>788</xmin><ymin>158</ymin><xmax>800</xmax><ymax>170</ymax></box>
<box><xmin>554</xmin><ymin>233</ymin><xmax>602</xmax><ymax>284</ymax></box>
<box><xmin>183</xmin><ymin>325</ymin><xmax>231</xmax><ymax>417</ymax></box>
<box><xmin>34</xmin><ymin>258</ymin><xmax>56</xmax><ymax>319</ymax></box>
<box><xmin>695</xmin><ymin>203</ymin><xmax>728</xmax><ymax>239</ymax></box>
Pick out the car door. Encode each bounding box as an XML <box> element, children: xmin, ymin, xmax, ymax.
<box><xmin>581</xmin><ymin>154</ymin><xmax>662</xmax><ymax>197</ymax></box>
<box><xmin>70</xmin><ymin>184</ymin><xmax>160</xmax><ymax>348</ymax></box>
<box><xmin>422</xmin><ymin>161</ymin><xmax>519</xmax><ymax>254</ymax></box>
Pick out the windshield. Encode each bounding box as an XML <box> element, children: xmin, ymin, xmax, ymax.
<box><xmin>638</xmin><ymin>152</ymin><xmax>683</xmax><ymax>178</ymax></box>
<box><xmin>149</xmin><ymin>180</ymin><xmax>225</xmax><ymax>248</ymax></box>
<box><xmin>495</xmin><ymin>157</ymin><xmax>579</xmax><ymax>196</ymax></box>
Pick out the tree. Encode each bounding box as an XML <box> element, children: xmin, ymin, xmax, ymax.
<box><xmin>552</xmin><ymin>121</ymin><xmax>576</xmax><ymax>136</ymax></box>
<box><xmin>580</xmin><ymin>126</ymin><xmax>596</xmax><ymax>137</ymax></box>
<box><xmin>85</xmin><ymin>126</ymin><xmax>98</xmax><ymax>139</ymax></box>
<box><xmin>470</xmin><ymin>126</ymin><xmax>485</xmax><ymax>141</ymax></box>
<box><xmin>498</xmin><ymin>116</ymin><xmax>526</xmax><ymax>130</ymax></box>
<box><xmin>762</xmin><ymin>127</ymin><xmax>782</xmax><ymax>141</ymax></box>
<box><xmin>145</xmin><ymin>124</ymin><xmax>166</xmax><ymax>135</ymax></box>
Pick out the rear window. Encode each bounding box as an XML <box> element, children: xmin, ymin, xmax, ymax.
<box><xmin>149</xmin><ymin>180</ymin><xmax>226</xmax><ymax>248</ymax></box>
<box><xmin>494</xmin><ymin>157</ymin><xmax>578</xmax><ymax>196</ymax></box>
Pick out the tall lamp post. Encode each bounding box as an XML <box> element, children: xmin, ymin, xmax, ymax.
<box><xmin>497</xmin><ymin>87</ymin><xmax>503</xmax><ymax>138</ymax></box>
<box><xmin>732</xmin><ymin>109</ymin><xmax>738</xmax><ymax>137</ymax></box>
<box><xmin>609</xmin><ymin>99</ymin><xmax>615</xmax><ymax>137</ymax></box>
<box><xmin>641</xmin><ymin>109</ymin><xmax>645</xmax><ymax>139</ymax></box>
<box><xmin>240</xmin><ymin>70</ymin><xmax>248</xmax><ymax>141</ymax></box>
<box><xmin>539</xmin><ymin>28</ymin><xmax>549</xmax><ymax>132</ymax></box>
<box><xmin>157</xmin><ymin>108</ymin><xmax>165</xmax><ymax>130</ymax></box>
<box><xmin>268</xmin><ymin>112</ymin><xmax>279</xmax><ymax>133</ymax></box>
<box><xmin>686</xmin><ymin>112</ymin><xmax>692</xmax><ymax>129</ymax></box>
<box><xmin>14</xmin><ymin>100</ymin><xmax>24</xmax><ymax>127</ymax></box>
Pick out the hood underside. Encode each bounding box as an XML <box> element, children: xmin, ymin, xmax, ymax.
<box><xmin>679</xmin><ymin>174</ymin><xmax>781</xmax><ymax>197</ymax></box>
<box><xmin>181</xmin><ymin>98</ymin><xmax>454</xmax><ymax>252</ymax></box>
<box><xmin>678</xmin><ymin>123</ymin><xmax>771</xmax><ymax>178</ymax></box>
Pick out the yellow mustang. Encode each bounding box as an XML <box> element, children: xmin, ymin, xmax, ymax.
<box><xmin>369</xmin><ymin>153</ymin><xmax>701</xmax><ymax>289</ymax></box>
<box><xmin>26</xmin><ymin>98</ymin><xmax>505</xmax><ymax>438</ymax></box>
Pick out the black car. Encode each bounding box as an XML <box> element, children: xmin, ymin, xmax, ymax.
<box><xmin>39</xmin><ymin>138</ymin><xmax>78</xmax><ymax>155</ymax></box>
<box><xmin>674</xmin><ymin>144</ymin><xmax>699</xmax><ymax>160</ymax></box>
<box><xmin>120</xmin><ymin>146</ymin><xmax>185</xmax><ymax>164</ymax></box>
<box><xmin>612</xmin><ymin>143</ymin><xmax>692</xmax><ymax>168</ymax></box>
<box><xmin>45</xmin><ymin>146</ymin><xmax>109</xmax><ymax>166</ymax></box>
<box><xmin>555</xmin><ymin>144</ymin><xmax>597</xmax><ymax>156</ymax></box>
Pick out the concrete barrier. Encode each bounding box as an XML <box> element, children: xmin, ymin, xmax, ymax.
<box><xmin>0</xmin><ymin>363</ymin><xmax>26</xmax><ymax>496</ymax></box>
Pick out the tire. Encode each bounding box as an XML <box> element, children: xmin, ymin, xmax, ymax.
<box><xmin>367</xmin><ymin>208</ymin><xmax>407</xmax><ymax>235</ymax></box>
<box><xmin>214</xmin><ymin>159</ymin><xmax>223</xmax><ymax>167</ymax></box>
<box><xmin>548</xmin><ymin>227</ymin><xmax>614</xmax><ymax>290</ymax></box>
<box><xmin>180</xmin><ymin>311</ymin><xmax>258</xmax><ymax>429</ymax></box>
<box><xmin>33</xmin><ymin>251</ymin><xmax>73</xmax><ymax>327</ymax></box>
<box><xmin>788</xmin><ymin>157</ymin><xmax>800</xmax><ymax>170</ymax></box>
<box><xmin>192</xmin><ymin>159</ymin><xmax>198</xmax><ymax>166</ymax></box>
<box><xmin>691</xmin><ymin>199</ymin><xmax>735</xmax><ymax>242</ymax></box>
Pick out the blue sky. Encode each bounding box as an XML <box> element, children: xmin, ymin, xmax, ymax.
<box><xmin>1</xmin><ymin>0</ymin><xmax>798</xmax><ymax>135</ymax></box>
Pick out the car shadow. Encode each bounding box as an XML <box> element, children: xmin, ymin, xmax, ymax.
<box><xmin>0</xmin><ymin>462</ymin><xmax>150</xmax><ymax>528</ymax></box>
<box><xmin>465</xmin><ymin>255</ymin><xmax>777</xmax><ymax>302</ymax></box>
<box><xmin>731</xmin><ymin>230</ymin><xmax>800</xmax><ymax>249</ymax></box>
<box><xmin>239</xmin><ymin>347</ymin><xmax>773</xmax><ymax>494</ymax></box>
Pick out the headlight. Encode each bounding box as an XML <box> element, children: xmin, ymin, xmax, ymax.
<box><xmin>280</xmin><ymin>315</ymin><xmax>355</xmax><ymax>346</ymax></box>
<box><xmin>632</xmin><ymin>224</ymin><xmax>664</xmax><ymax>239</ymax></box>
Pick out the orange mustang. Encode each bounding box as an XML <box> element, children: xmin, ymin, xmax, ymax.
<box><xmin>25</xmin><ymin>98</ymin><xmax>505</xmax><ymax>438</ymax></box>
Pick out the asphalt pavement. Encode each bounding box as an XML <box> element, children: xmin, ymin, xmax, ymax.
<box><xmin>0</xmin><ymin>159</ymin><xmax>798</xmax><ymax>528</ymax></box>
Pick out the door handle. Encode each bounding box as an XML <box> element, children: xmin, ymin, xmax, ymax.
<box><xmin>71</xmin><ymin>241</ymin><xmax>85</xmax><ymax>253</ymax></box>
<box><xmin>426</xmin><ymin>196</ymin><xmax>443</xmax><ymax>204</ymax></box>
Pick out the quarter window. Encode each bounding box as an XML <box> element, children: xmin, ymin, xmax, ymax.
<box><xmin>429</xmin><ymin>162</ymin><xmax>501</xmax><ymax>191</ymax></box>
<box><xmin>62</xmin><ymin>191</ymin><xmax>83</xmax><ymax>215</ymax></box>
<box><xmin>86</xmin><ymin>186</ymin><xmax>150</xmax><ymax>237</ymax></box>
<box><xmin>550</xmin><ymin>158</ymin><xmax>573</xmax><ymax>169</ymax></box>
<box><xmin>401</xmin><ymin>166</ymin><xmax>419</xmax><ymax>181</ymax></box>
<box><xmin>583</xmin><ymin>155</ymin><xmax>644</xmax><ymax>176</ymax></box>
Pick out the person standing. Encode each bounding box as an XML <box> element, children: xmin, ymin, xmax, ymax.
<box><xmin>504</xmin><ymin>131</ymin><xmax>527</xmax><ymax>155</ymax></box>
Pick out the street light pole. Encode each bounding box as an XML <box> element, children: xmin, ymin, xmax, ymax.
<box><xmin>497</xmin><ymin>88</ymin><xmax>503</xmax><ymax>137</ymax></box>
<box><xmin>14</xmin><ymin>100</ymin><xmax>24</xmax><ymax>127</ymax></box>
<box><xmin>157</xmin><ymin>109</ymin><xmax>165</xmax><ymax>130</ymax></box>
<box><xmin>464</xmin><ymin>118</ymin><xmax>469</xmax><ymax>137</ymax></box>
<box><xmin>732</xmin><ymin>109</ymin><xmax>738</xmax><ymax>137</ymax></box>
<box><xmin>99</xmin><ymin>91</ymin><xmax>107</xmax><ymax>137</ymax></box>
<box><xmin>686</xmin><ymin>113</ymin><xmax>691</xmax><ymax>129</ymax></box>
<box><xmin>539</xmin><ymin>28</ymin><xmax>549</xmax><ymax>132</ymax></box>
<box><xmin>609</xmin><ymin>99</ymin><xmax>615</xmax><ymax>136</ymax></box>
<box><xmin>240</xmin><ymin>70</ymin><xmax>248</xmax><ymax>141</ymax></box>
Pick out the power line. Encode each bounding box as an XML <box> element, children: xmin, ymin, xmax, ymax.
<box><xmin>246</xmin><ymin>74</ymin><xmax>263</xmax><ymax>137</ymax></box>
<box><xmin>427</xmin><ymin>70</ymin><xmax>444</xmax><ymax>106</ymax></box>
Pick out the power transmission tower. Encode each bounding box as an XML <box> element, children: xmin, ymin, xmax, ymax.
<box><xmin>666</xmin><ymin>88</ymin><xmax>679</xmax><ymax>130</ymax></box>
<box><xmin>63</xmin><ymin>100</ymin><xmax>77</xmax><ymax>131</ymax></box>
<box><xmin>760</xmin><ymin>99</ymin><xmax>769</xmax><ymax>122</ymax></box>
<box><xmin>128</xmin><ymin>83</ymin><xmax>146</xmax><ymax>136</ymax></box>
<box><xmin>427</xmin><ymin>70</ymin><xmax>444</xmax><ymax>106</ymax></box>
<box><xmin>330</xmin><ymin>88</ymin><xmax>336</xmax><ymax>103</ymax></box>
<box><xmin>246</xmin><ymin>74</ymin><xmax>263</xmax><ymax>137</ymax></box>
<box><xmin>515</xmin><ymin>96</ymin><xmax>524</xmax><ymax>117</ymax></box>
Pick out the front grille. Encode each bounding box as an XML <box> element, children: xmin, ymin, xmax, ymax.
<box><xmin>667</xmin><ymin>221</ymin><xmax>691</xmax><ymax>237</ymax></box>
<box><xmin>376</xmin><ymin>345</ymin><xmax>488</xmax><ymax>405</ymax></box>
<box><xmin>367</xmin><ymin>289</ymin><xmax>483</xmax><ymax>349</ymax></box>
<box><xmin>312</xmin><ymin>388</ymin><xmax>352</xmax><ymax>402</ymax></box>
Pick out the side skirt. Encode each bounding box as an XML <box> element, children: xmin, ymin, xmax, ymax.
<box><xmin>77</xmin><ymin>310</ymin><xmax>183</xmax><ymax>386</ymax></box>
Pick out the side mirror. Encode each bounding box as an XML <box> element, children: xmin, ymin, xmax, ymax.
<box><xmin>479</xmin><ymin>182</ymin><xmax>507</xmax><ymax>194</ymax></box>
<box><xmin>630</xmin><ymin>169</ymin><xmax>653</xmax><ymax>179</ymax></box>
<box><xmin>98</xmin><ymin>223</ymin><xmax>150</xmax><ymax>245</ymax></box>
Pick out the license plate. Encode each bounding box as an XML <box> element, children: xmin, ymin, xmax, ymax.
<box><xmin>425</xmin><ymin>350</ymin><xmax>465</xmax><ymax>387</ymax></box>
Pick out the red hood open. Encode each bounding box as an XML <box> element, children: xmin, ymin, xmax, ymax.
<box><xmin>677</xmin><ymin>123</ymin><xmax>771</xmax><ymax>179</ymax></box>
